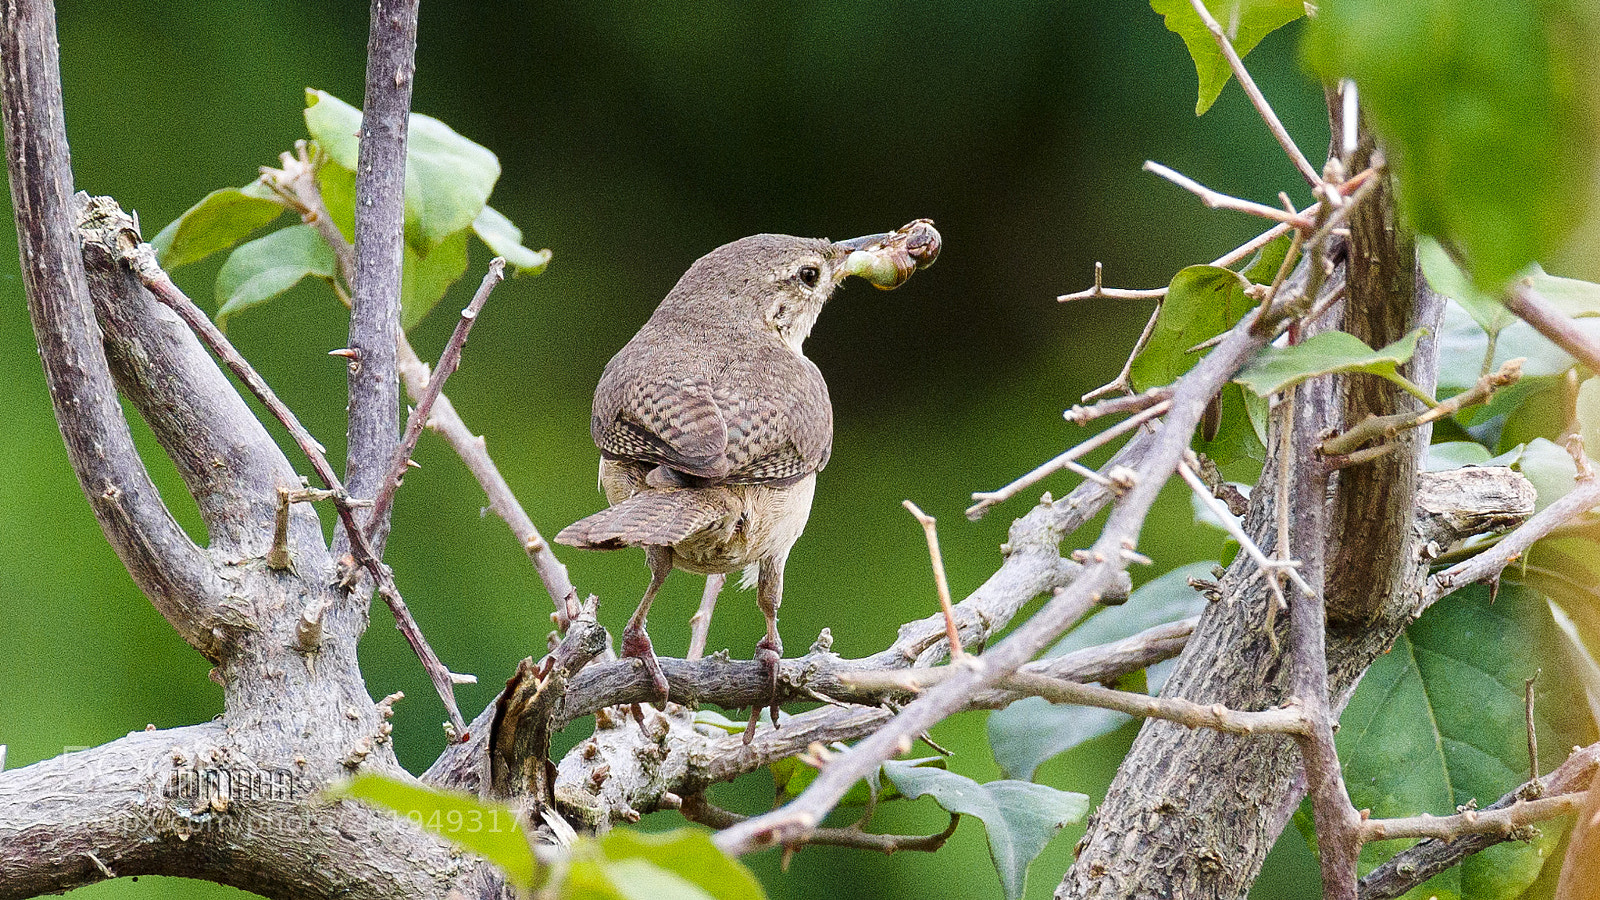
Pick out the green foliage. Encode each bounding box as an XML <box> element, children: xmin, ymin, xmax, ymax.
<box><xmin>559</xmin><ymin>829</ymin><xmax>768</xmax><ymax>900</ymax></box>
<box><xmin>215</xmin><ymin>224</ymin><xmax>338</xmax><ymax>327</ymax></box>
<box><xmin>153</xmin><ymin>89</ymin><xmax>549</xmax><ymax>330</ymax></box>
<box><xmin>151</xmin><ymin>182</ymin><xmax>285</xmax><ymax>270</ymax></box>
<box><xmin>1234</xmin><ymin>327</ymin><xmax>1427</xmax><ymax>399</ymax></box>
<box><xmin>304</xmin><ymin>88</ymin><xmax>500</xmax><ymax>250</ymax></box>
<box><xmin>1418</xmin><ymin>238</ymin><xmax>1514</xmax><ymax>338</ymax></box>
<box><xmin>333</xmin><ymin>774</ymin><xmax>765</xmax><ymax>900</ymax></box>
<box><xmin>1303</xmin><ymin>0</ymin><xmax>1600</xmax><ymax>290</ymax></box>
<box><xmin>1131</xmin><ymin>265</ymin><xmax>1265</xmax><ymax>476</ymax></box>
<box><xmin>881</xmin><ymin>759</ymin><xmax>1089</xmax><ymax>900</ymax></box>
<box><xmin>1150</xmin><ymin>0</ymin><xmax>1305</xmax><ymax>115</ymax></box>
<box><xmin>988</xmin><ymin>562</ymin><xmax>1214</xmax><ymax>780</ymax></box>
<box><xmin>330</xmin><ymin>772</ymin><xmax>541</xmax><ymax>893</ymax></box>
<box><xmin>1331</xmin><ymin>584</ymin><xmax>1596</xmax><ymax>899</ymax></box>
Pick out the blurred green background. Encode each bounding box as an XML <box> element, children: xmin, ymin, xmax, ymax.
<box><xmin>0</xmin><ymin>2</ymin><xmax>1332</xmax><ymax>897</ymax></box>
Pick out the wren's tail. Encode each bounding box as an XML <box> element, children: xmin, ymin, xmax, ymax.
<box><xmin>555</xmin><ymin>489</ymin><xmax>731</xmax><ymax>550</ymax></box>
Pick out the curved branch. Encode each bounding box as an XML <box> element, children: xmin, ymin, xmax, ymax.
<box><xmin>77</xmin><ymin>196</ymin><xmax>328</xmax><ymax>564</ymax></box>
<box><xmin>0</xmin><ymin>0</ymin><xmax>224</xmax><ymax>656</ymax></box>
<box><xmin>0</xmin><ymin>725</ymin><xmax>501</xmax><ymax>900</ymax></box>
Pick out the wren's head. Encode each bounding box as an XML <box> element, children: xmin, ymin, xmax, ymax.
<box><xmin>651</xmin><ymin>234</ymin><xmax>846</xmax><ymax>354</ymax></box>
<box><xmin>650</xmin><ymin>221</ymin><xmax>941</xmax><ymax>355</ymax></box>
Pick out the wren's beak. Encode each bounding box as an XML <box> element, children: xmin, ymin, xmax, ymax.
<box><xmin>834</xmin><ymin>218</ymin><xmax>941</xmax><ymax>290</ymax></box>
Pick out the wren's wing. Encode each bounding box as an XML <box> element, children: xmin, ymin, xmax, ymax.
<box><xmin>593</xmin><ymin>370</ymin><xmax>731</xmax><ymax>479</ymax></box>
<box><xmin>593</xmin><ymin>339</ymin><xmax>833</xmax><ymax>485</ymax></box>
<box><xmin>716</xmin><ymin>353</ymin><xmax>833</xmax><ymax>485</ymax></box>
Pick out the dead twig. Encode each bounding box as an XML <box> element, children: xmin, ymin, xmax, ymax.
<box><xmin>902</xmin><ymin>501</ymin><xmax>963</xmax><ymax>660</ymax></box>
<box><xmin>967</xmin><ymin>400</ymin><xmax>1171</xmax><ymax>519</ymax></box>
<box><xmin>366</xmin><ymin>258</ymin><xmax>506</xmax><ymax>540</ymax></box>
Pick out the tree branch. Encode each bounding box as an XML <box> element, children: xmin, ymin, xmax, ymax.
<box><xmin>76</xmin><ymin>196</ymin><xmax>329</xmax><ymax>566</ymax></box>
<box><xmin>1359</xmin><ymin>741</ymin><xmax>1600</xmax><ymax>899</ymax></box>
<box><xmin>0</xmin><ymin>0</ymin><xmax>225</xmax><ymax>657</ymax></box>
<box><xmin>342</xmin><ymin>0</ymin><xmax>419</xmax><ymax>558</ymax></box>
<box><xmin>717</xmin><ymin>273</ymin><xmax>1284</xmax><ymax>856</ymax></box>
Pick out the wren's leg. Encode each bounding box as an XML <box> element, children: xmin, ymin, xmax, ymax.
<box><xmin>622</xmin><ymin>546</ymin><xmax>673</xmax><ymax>703</ymax></box>
<box><xmin>744</xmin><ymin>555</ymin><xmax>785</xmax><ymax>744</ymax></box>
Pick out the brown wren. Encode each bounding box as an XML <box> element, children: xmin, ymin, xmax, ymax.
<box><xmin>556</xmin><ymin>219</ymin><xmax>940</xmax><ymax>737</ymax></box>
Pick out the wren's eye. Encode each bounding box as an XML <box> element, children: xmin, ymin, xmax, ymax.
<box><xmin>798</xmin><ymin>265</ymin><xmax>821</xmax><ymax>288</ymax></box>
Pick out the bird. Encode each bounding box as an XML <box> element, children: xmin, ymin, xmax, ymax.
<box><xmin>556</xmin><ymin>219</ymin><xmax>940</xmax><ymax>737</ymax></box>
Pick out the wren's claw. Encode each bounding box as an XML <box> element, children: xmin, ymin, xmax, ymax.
<box><xmin>743</xmin><ymin>636</ymin><xmax>783</xmax><ymax>745</ymax></box>
<box><xmin>621</xmin><ymin>622</ymin><xmax>670</xmax><ymax>705</ymax></box>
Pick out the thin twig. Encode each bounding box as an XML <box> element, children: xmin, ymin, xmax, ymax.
<box><xmin>1145</xmin><ymin>161</ymin><xmax>1313</xmax><ymax>227</ymax></box>
<box><xmin>1059</xmin><ymin>219</ymin><xmax>1298</xmax><ymax>305</ymax></box>
<box><xmin>902</xmin><ymin>502</ymin><xmax>963</xmax><ymax>660</ymax></box>
<box><xmin>1178</xmin><ymin>453</ymin><xmax>1310</xmax><ymax>599</ymax></box>
<box><xmin>843</xmin><ymin>668</ymin><xmax>1306</xmax><ymax>736</ymax></box>
<box><xmin>1320</xmin><ymin>359</ymin><xmax>1523</xmax><ymax>456</ymax></box>
<box><xmin>1504</xmin><ymin>280</ymin><xmax>1600</xmax><ymax>376</ymax></box>
<box><xmin>1359</xmin><ymin>794</ymin><xmax>1581</xmax><ymax>844</ymax></box>
<box><xmin>1359</xmin><ymin>741</ymin><xmax>1600</xmax><ymax>899</ymax></box>
<box><xmin>366</xmin><ymin>258</ymin><xmax>506</xmax><ymax>541</ymax></box>
<box><xmin>1065</xmin><ymin>388</ymin><xmax>1172</xmax><ymax>426</ymax></box>
<box><xmin>1082</xmin><ymin>304</ymin><xmax>1165</xmax><ymax>401</ymax></box>
<box><xmin>1187</xmin><ymin>0</ymin><xmax>1320</xmax><ymax>186</ymax></box>
<box><xmin>680</xmin><ymin>794</ymin><xmax>959</xmax><ymax>855</ymax></box>
<box><xmin>967</xmin><ymin>400</ymin><xmax>1171</xmax><ymax>519</ymax></box>
<box><xmin>1282</xmin><ymin>376</ymin><xmax>1363</xmax><ymax>900</ymax></box>
<box><xmin>341</xmin><ymin>0</ymin><xmax>419</xmax><ymax>560</ymax></box>
<box><xmin>1526</xmin><ymin>670</ymin><xmax>1541</xmax><ymax>783</ymax></box>
<box><xmin>127</xmin><ymin>258</ymin><xmax>467</xmax><ymax>735</ymax></box>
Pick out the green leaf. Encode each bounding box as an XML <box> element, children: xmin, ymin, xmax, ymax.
<box><xmin>1424</xmin><ymin>441</ymin><xmax>1493</xmax><ymax>472</ymax></box>
<box><xmin>402</xmin><ymin>227</ymin><xmax>469</xmax><ymax>330</ymax></box>
<box><xmin>1151</xmin><ymin>0</ymin><xmax>1306</xmax><ymax>115</ymax></box>
<box><xmin>1336</xmin><ymin>583</ymin><xmax>1596</xmax><ymax>898</ymax></box>
<box><xmin>329</xmin><ymin>772</ymin><xmax>539</xmax><ymax>892</ymax></box>
<box><xmin>1302</xmin><ymin>0</ymin><xmax>1600</xmax><ymax>290</ymax></box>
<box><xmin>1419</xmin><ymin>238</ymin><xmax>1514</xmax><ymax>337</ymax></box>
<box><xmin>556</xmin><ymin>829</ymin><xmax>766</xmax><ymax>900</ymax></box>
<box><xmin>316</xmin><ymin>160</ymin><xmax>358</xmax><ymax>243</ymax></box>
<box><xmin>305</xmin><ymin>89</ymin><xmax>501</xmax><ymax>251</ymax></box>
<box><xmin>882</xmin><ymin>761</ymin><xmax>1087</xmax><ymax>900</ymax></box>
<box><xmin>1126</xmin><ymin>266</ymin><xmax>1266</xmax><ymax>478</ymax></box>
<box><xmin>1527</xmin><ymin>265</ymin><xmax>1600</xmax><ymax>320</ymax></box>
<box><xmin>1514</xmin><ymin>438</ymin><xmax>1580</xmax><ymax>512</ymax></box>
<box><xmin>1578</xmin><ymin>377</ymin><xmax>1600</xmax><ymax>462</ymax></box>
<box><xmin>215</xmin><ymin>224</ymin><xmax>337</xmax><ymax>326</ymax></box>
<box><xmin>1239</xmin><ymin>232</ymin><xmax>1293</xmax><ymax>285</ymax></box>
<box><xmin>473</xmin><ymin>205</ymin><xmax>552</xmax><ymax>274</ymax></box>
<box><xmin>151</xmin><ymin>183</ymin><xmax>286</xmax><ymax>270</ymax></box>
<box><xmin>989</xmin><ymin>563</ymin><xmax>1212</xmax><ymax>780</ymax></box>
<box><xmin>1131</xmin><ymin>265</ymin><xmax>1256</xmax><ymax>392</ymax></box>
<box><xmin>1235</xmin><ymin>328</ymin><xmax>1427</xmax><ymax>398</ymax></box>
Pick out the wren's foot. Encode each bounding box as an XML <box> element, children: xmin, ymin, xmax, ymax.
<box><xmin>621</xmin><ymin>624</ymin><xmax>670</xmax><ymax>704</ymax></box>
<box><xmin>742</xmin><ymin>636</ymin><xmax>782</xmax><ymax>745</ymax></box>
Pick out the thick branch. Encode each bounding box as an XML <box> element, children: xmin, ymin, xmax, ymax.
<box><xmin>0</xmin><ymin>725</ymin><xmax>500</xmax><ymax>900</ymax></box>
<box><xmin>342</xmin><ymin>0</ymin><xmax>419</xmax><ymax>557</ymax></box>
<box><xmin>76</xmin><ymin>196</ymin><xmax>328</xmax><ymax>565</ymax></box>
<box><xmin>0</xmin><ymin>0</ymin><xmax>224</xmax><ymax>656</ymax></box>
